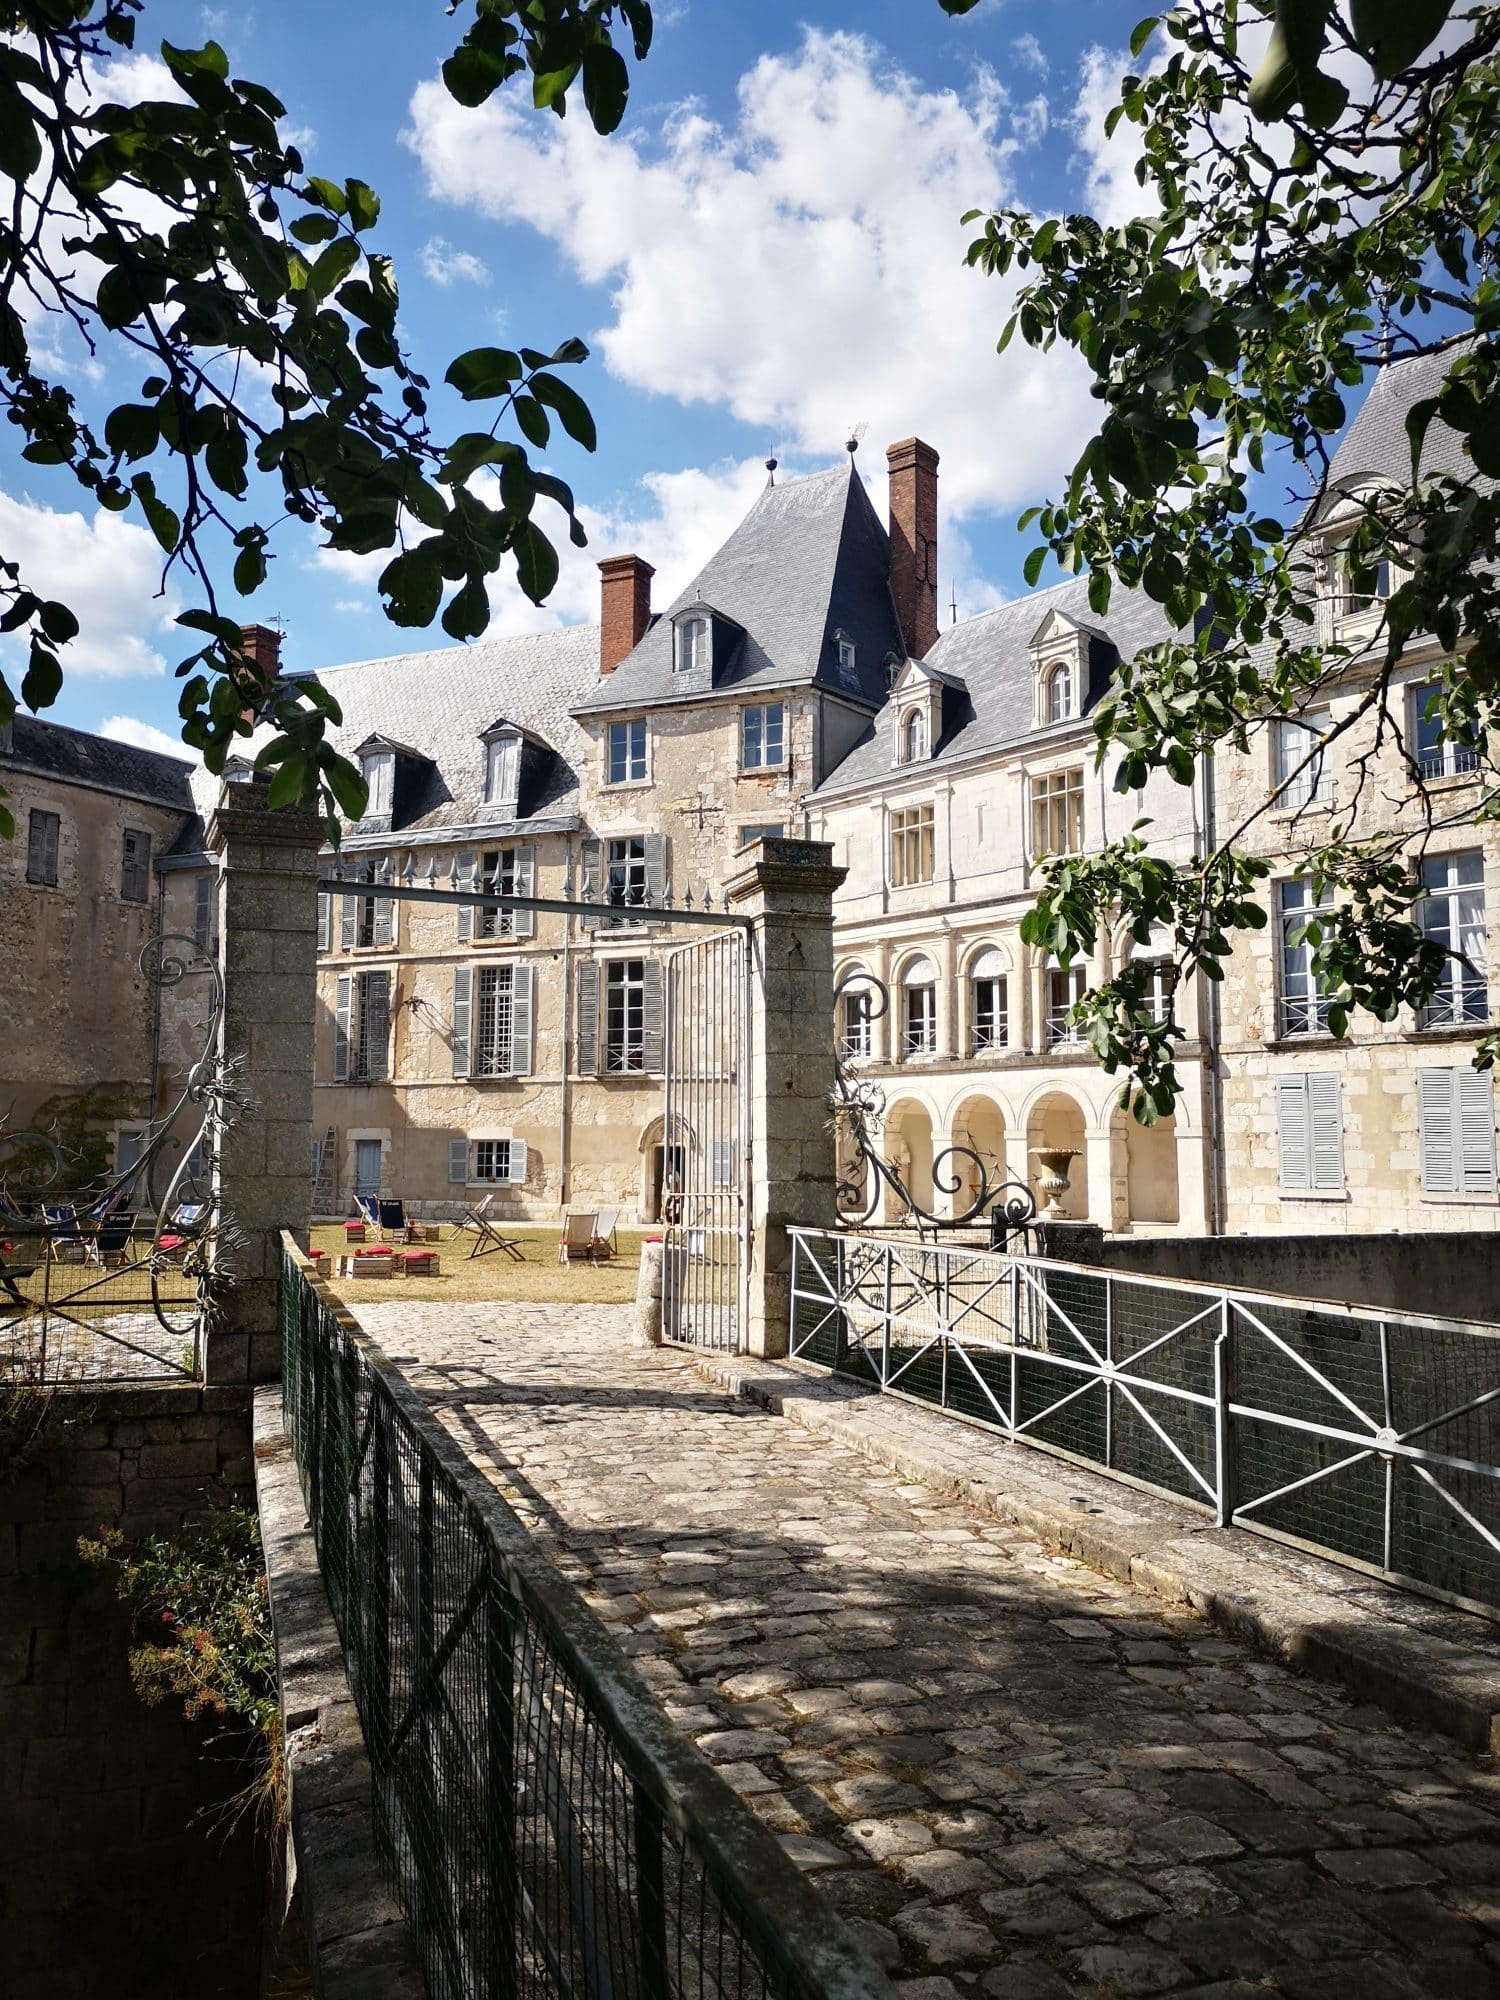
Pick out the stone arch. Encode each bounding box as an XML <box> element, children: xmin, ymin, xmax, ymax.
<box><xmin>1114</xmin><ymin>1102</ymin><xmax>1180</xmax><ymax>1228</ymax></box>
<box><xmin>1024</xmin><ymin>1090</ymin><xmax>1089</xmax><ymax>1221</ymax></box>
<box><xmin>947</xmin><ymin>1091</ymin><xmax>1007</xmax><ymax>1216</ymax></box>
<box><xmin>882</xmin><ymin>1095</ymin><xmax>935</xmax><ymax>1220</ymax></box>
<box><xmin>638</xmin><ymin>1112</ymin><xmax>691</xmax><ymax>1224</ymax></box>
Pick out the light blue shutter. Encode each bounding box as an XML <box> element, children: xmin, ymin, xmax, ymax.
<box><xmin>1276</xmin><ymin>1076</ymin><xmax>1310</xmax><ymax>1190</ymax></box>
<box><xmin>1418</xmin><ymin>1069</ymin><xmax>1457</xmax><ymax>1193</ymax></box>
<box><xmin>452</xmin><ymin>966</ymin><xmax>472</xmax><ymax>1078</ymax></box>
<box><xmin>1457</xmin><ymin>1068</ymin><xmax>1497</xmax><ymax>1194</ymax></box>
<box><xmin>457</xmin><ymin>851</ymin><xmax>476</xmax><ymax>941</ymax></box>
<box><xmin>449</xmin><ymin>1138</ymin><xmax>469</xmax><ymax>1185</ymax></box>
<box><xmin>511</xmin><ymin>846</ymin><xmax>535</xmax><ymax>939</ymax></box>
<box><xmin>1308</xmin><ymin>1074</ymin><xmax>1344</xmax><ymax>1191</ymax></box>
<box><xmin>334</xmin><ymin>973</ymin><xmax>352</xmax><ymax>1082</ymax></box>
<box><xmin>511</xmin><ymin>966</ymin><xmax>533</xmax><ymax>1075</ymax></box>
<box><xmin>508</xmin><ymin>1139</ymin><xmax>528</xmax><ymax>1186</ymax></box>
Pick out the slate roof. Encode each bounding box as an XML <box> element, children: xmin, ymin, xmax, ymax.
<box><xmin>1319</xmin><ymin>337</ymin><xmax>1477</xmax><ymax>510</ymax></box>
<box><xmin>575</xmin><ymin>462</ymin><xmax>905</xmax><ymax>715</ymax></box>
<box><xmin>814</xmin><ymin>574</ymin><xmax>1183</xmax><ymax>797</ymax></box>
<box><xmin>2</xmin><ymin>714</ymin><xmax>196</xmax><ymax>813</ymax></box>
<box><xmin>306</xmin><ymin>622</ymin><xmax>603</xmax><ymax>840</ymax></box>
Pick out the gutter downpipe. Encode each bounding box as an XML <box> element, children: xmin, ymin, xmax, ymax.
<box><xmin>1200</xmin><ymin>748</ymin><xmax>1225</xmax><ymax>1237</ymax></box>
<box><xmin>559</xmin><ymin>831</ymin><xmax>574</xmax><ymax>1214</ymax></box>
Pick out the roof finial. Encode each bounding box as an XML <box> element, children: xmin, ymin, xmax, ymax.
<box><xmin>765</xmin><ymin>456</ymin><xmax>778</xmax><ymax>488</ymax></box>
<box><xmin>950</xmin><ymin>581</ymin><xmax>958</xmax><ymax>628</ymax></box>
<box><xmin>846</xmin><ymin>420</ymin><xmax>867</xmax><ymax>459</ymax></box>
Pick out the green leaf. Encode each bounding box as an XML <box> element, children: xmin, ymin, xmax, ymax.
<box><xmin>445</xmin><ymin>347</ymin><xmax>523</xmax><ymax>400</ymax></box>
<box><xmin>529</xmin><ymin>372</ymin><xmax>597</xmax><ymax>451</ymax></box>
<box><xmin>1129</xmin><ymin>15</ymin><xmax>1159</xmax><ymax>58</ymax></box>
<box><xmin>345</xmin><ymin>179</ymin><xmax>380</xmax><ymax>232</ymax></box>
<box><xmin>378</xmin><ymin>542</ymin><xmax>445</xmax><ymax>627</ymax></box>
<box><xmin>131</xmin><ymin>473</ymin><xmax>180</xmax><ymax>555</ymax></box>
<box><xmin>441</xmin><ymin>576</ymin><xmax>491</xmax><ymax>641</ymax></box>
<box><xmin>1023</xmin><ymin>545</ymin><xmax>1048</xmax><ymax>589</ymax></box>
<box><xmin>289</xmin><ymin>213</ymin><xmax>338</xmax><ymax>246</ymax></box>
<box><xmin>22</xmin><ymin>643</ymin><xmax>63</xmax><ymax>711</ymax></box>
<box><xmin>512</xmin><ymin>395</ymin><xmax>551</xmax><ymax>449</ymax></box>
<box><xmin>512</xmin><ymin>520</ymin><xmax>560</xmax><ymax>604</ymax></box>
<box><xmin>581</xmin><ymin>43</ymin><xmax>630</xmax><ymax>136</ymax></box>
<box><xmin>324</xmin><ymin>755</ymin><xmax>368</xmax><ymax>821</ymax></box>
<box><xmin>0</xmin><ymin>80</ymin><xmax>41</xmax><ymax>181</ymax></box>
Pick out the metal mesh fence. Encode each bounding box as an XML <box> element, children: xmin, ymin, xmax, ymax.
<box><xmin>788</xmin><ymin>1228</ymin><xmax>1500</xmax><ymax>1616</ymax></box>
<box><xmin>279</xmin><ymin>1239</ymin><xmax>891</xmax><ymax>2000</ymax></box>
<box><xmin>0</xmin><ymin>1220</ymin><xmax>200</xmax><ymax>1385</ymax></box>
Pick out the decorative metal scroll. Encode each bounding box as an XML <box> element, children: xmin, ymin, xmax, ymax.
<box><xmin>0</xmin><ymin>931</ymin><xmax>249</xmax><ymax>1382</ymax></box>
<box><xmin>829</xmin><ymin>968</ymin><xmax>1037</xmax><ymax>1241</ymax></box>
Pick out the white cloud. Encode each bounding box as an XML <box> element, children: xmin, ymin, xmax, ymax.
<box><xmin>98</xmin><ymin>714</ymin><xmax>192</xmax><ymax>760</ymax></box>
<box><xmin>405</xmin><ymin>28</ymin><xmax>1095</xmax><ymax>519</ymax></box>
<box><xmin>1012</xmin><ymin>33</ymin><xmax>1049</xmax><ymax>78</ymax></box>
<box><xmin>419</xmin><ymin>236</ymin><xmax>490</xmax><ymax>287</ymax></box>
<box><xmin>334</xmin><ymin>596</ymin><xmax>373</xmax><ymax>615</ymax></box>
<box><xmin>1070</xmin><ymin>45</ymin><xmax>1154</xmax><ymax>230</ymax></box>
<box><xmin>0</xmin><ymin>493</ymin><xmax>177</xmax><ymax>680</ymax></box>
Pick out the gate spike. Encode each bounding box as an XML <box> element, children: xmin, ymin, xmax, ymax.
<box><xmin>425</xmin><ymin>856</ymin><xmax>437</xmax><ymax>888</ymax></box>
<box><xmin>683</xmin><ymin>882</ymin><xmax>695</xmax><ymax>910</ymax></box>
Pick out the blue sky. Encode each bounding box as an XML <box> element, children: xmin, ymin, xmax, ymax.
<box><xmin>3</xmin><ymin>2</ymin><xmax>1180</xmax><ymax>757</ymax></box>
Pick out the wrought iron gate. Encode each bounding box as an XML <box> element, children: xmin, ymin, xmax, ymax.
<box><xmin>661</xmin><ymin>930</ymin><xmax>749</xmax><ymax>1351</ymax></box>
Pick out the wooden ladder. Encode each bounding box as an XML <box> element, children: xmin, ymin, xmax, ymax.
<box><xmin>312</xmin><ymin>1125</ymin><xmax>338</xmax><ymax>1216</ymax></box>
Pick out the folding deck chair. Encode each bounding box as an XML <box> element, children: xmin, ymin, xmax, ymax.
<box><xmin>558</xmin><ymin>1210</ymin><xmax>599</xmax><ymax>1265</ymax></box>
<box><xmin>591</xmin><ymin>1207</ymin><xmax>620</xmax><ymax>1260</ymax></box>
<box><xmin>461</xmin><ymin>1193</ymin><xmax>525</xmax><ymax>1262</ymax></box>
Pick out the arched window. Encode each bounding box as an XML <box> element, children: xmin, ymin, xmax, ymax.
<box><xmin>901</xmin><ymin>954</ymin><xmax>937</xmax><ymax>1057</ymax></box>
<box><xmin>675</xmin><ymin>614</ymin><xmax>709</xmax><ymax>673</ymax></box>
<box><xmin>969</xmin><ymin>945</ymin><xmax>1008</xmax><ymax>1053</ymax></box>
<box><xmin>1045</xmin><ymin>661</ymin><xmax>1072</xmax><ymax>724</ymax></box>
<box><xmin>900</xmin><ymin>707</ymin><xmax>928</xmax><ymax>764</ymax></box>
<box><xmin>838</xmin><ymin>969</ymin><xmax>874</xmax><ymax>1058</ymax></box>
<box><xmin>1045</xmin><ymin>953</ymin><xmax>1086</xmax><ymax>1047</ymax></box>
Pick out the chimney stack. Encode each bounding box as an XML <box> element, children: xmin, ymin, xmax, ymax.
<box><xmin>237</xmin><ymin>622</ymin><xmax>282</xmax><ymax>726</ymax></box>
<box><xmin>598</xmin><ymin>554</ymin><xmax>655</xmax><ymax>675</ymax></box>
<box><xmin>886</xmin><ymin>438</ymin><xmax>939</xmax><ymax>661</ymax></box>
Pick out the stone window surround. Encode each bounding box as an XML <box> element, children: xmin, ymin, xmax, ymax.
<box><xmin>604</xmin><ymin>717</ymin><xmax>651</xmax><ymax>789</ymax></box>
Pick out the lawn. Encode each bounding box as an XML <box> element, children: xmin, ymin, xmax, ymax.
<box><xmin>309</xmin><ymin>1222</ymin><xmax>649</xmax><ymax>1308</ymax></box>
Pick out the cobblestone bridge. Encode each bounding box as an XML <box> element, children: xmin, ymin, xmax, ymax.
<box><xmin>360</xmin><ymin>1301</ymin><xmax>1500</xmax><ymax>2000</ymax></box>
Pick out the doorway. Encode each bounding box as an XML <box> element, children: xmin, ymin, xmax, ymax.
<box><xmin>355</xmin><ymin>1139</ymin><xmax>382</xmax><ymax>1204</ymax></box>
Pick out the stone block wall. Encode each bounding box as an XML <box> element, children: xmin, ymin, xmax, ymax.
<box><xmin>0</xmin><ymin>1383</ymin><xmax>271</xmax><ymax>2000</ymax></box>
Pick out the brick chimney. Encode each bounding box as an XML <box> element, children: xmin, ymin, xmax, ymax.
<box><xmin>598</xmin><ymin>554</ymin><xmax>655</xmax><ymax>675</ymax></box>
<box><xmin>887</xmin><ymin>438</ymin><xmax>939</xmax><ymax>661</ymax></box>
<box><xmin>236</xmin><ymin>622</ymin><xmax>281</xmax><ymax>726</ymax></box>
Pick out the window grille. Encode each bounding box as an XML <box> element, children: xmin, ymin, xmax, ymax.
<box><xmin>889</xmin><ymin>804</ymin><xmax>935</xmax><ymax>887</ymax></box>
<box><xmin>474</xmin><ymin>967</ymin><xmax>516</xmax><ymax>1077</ymax></box>
<box><xmin>606</xmin><ymin>719</ymin><xmax>647</xmax><ymax>785</ymax></box>
<box><xmin>1420</xmin><ymin>851</ymin><xmax>1489</xmax><ymax>1029</ymax></box>
<box><xmin>1046</xmin><ymin>962</ymin><xmax>1086</xmax><ymax>1046</ymax></box>
<box><xmin>741</xmin><ymin>702</ymin><xmax>785</xmax><ymax>770</ymax></box>
<box><xmin>1277</xmin><ymin>879</ymin><xmax>1334</xmax><ymax>1036</ymax></box>
<box><xmin>1031</xmin><ymin>769</ymin><xmax>1084</xmax><ymax>857</ymax></box>
<box><xmin>478</xmin><ymin>849</ymin><xmax>519</xmax><ymax>938</ymax></box>
<box><xmin>604</xmin><ymin>959</ymin><xmax>646</xmax><ymax>1072</ymax></box>
<box><xmin>121</xmin><ymin>828</ymin><xmax>151</xmax><ymax>902</ymax></box>
<box><xmin>26</xmin><ymin>809</ymin><xmax>59</xmax><ymax>886</ymax></box>
<box><xmin>352</xmin><ymin>970</ymin><xmax>390</xmax><ymax>1082</ymax></box>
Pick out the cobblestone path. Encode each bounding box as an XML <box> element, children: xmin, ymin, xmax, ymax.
<box><xmin>366</xmin><ymin>1302</ymin><xmax>1500</xmax><ymax>2000</ymax></box>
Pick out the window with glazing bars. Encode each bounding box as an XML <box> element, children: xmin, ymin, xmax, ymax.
<box><xmin>478</xmin><ymin>848</ymin><xmax>521</xmax><ymax>937</ymax></box>
<box><xmin>972</xmin><ymin>972</ymin><xmax>1007</xmax><ymax>1051</ymax></box>
<box><xmin>607</xmin><ymin>719</ymin><xmax>647</xmax><ymax>784</ymax></box>
<box><xmin>474</xmin><ymin>966</ymin><xmax>517</xmax><ymax>1075</ymax></box>
<box><xmin>1274</xmin><ymin>713</ymin><xmax>1331</xmax><ymax>810</ymax></box>
<box><xmin>604</xmin><ymin>959</ymin><xmax>646</xmax><ymax>1071</ymax></box>
<box><xmin>1278</xmin><ymin>879</ymin><xmax>1334</xmax><ymax>1036</ymax></box>
<box><xmin>1420</xmin><ymin>851</ymin><xmax>1488</xmax><ymax>1028</ymax></box>
<box><xmin>840</xmin><ymin>987</ymin><xmax>872</xmax><ymax>1058</ymax></box>
<box><xmin>1047</xmin><ymin>963</ymin><xmax>1086</xmax><ymax>1046</ymax></box>
<box><xmin>1411</xmin><ymin>685</ymin><xmax>1480</xmax><ymax>779</ymax></box>
<box><xmin>1032</xmin><ymin>769</ymin><xmax>1083</xmax><ymax>856</ymax></box>
<box><xmin>903</xmin><ymin>980</ymin><xmax>936</xmax><ymax>1057</ymax></box>
<box><xmin>473</xmin><ymin>1138</ymin><xmax>513</xmax><ymax>1182</ymax></box>
<box><xmin>605</xmin><ymin>835</ymin><xmax>649</xmax><ymax>924</ymax></box>
<box><xmin>890</xmin><ymin>804</ymin><xmax>934</xmax><ymax>887</ymax></box>
<box><xmin>741</xmin><ymin>702</ymin><xmax>785</xmax><ymax>769</ymax></box>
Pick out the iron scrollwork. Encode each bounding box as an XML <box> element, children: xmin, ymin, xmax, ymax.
<box><xmin>829</xmin><ymin>968</ymin><xmax>1036</xmax><ymax>1242</ymax></box>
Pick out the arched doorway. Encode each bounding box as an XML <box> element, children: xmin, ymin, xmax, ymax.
<box><xmin>639</xmin><ymin>1115</ymin><xmax>688</xmax><ymax>1224</ymax></box>
<box><xmin>883</xmin><ymin>1098</ymin><xmax>935</xmax><ymax>1220</ymax></box>
<box><xmin>1123</xmin><ymin>1106</ymin><xmax>1180</xmax><ymax>1227</ymax></box>
<box><xmin>949</xmin><ymin>1093</ymin><xmax>1007</xmax><ymax>1216</ymax></box>
<box><xmin>1025</xmin><ymin>1092</ymin><xmax>1088</xmax><ymax>1220</ymax></box>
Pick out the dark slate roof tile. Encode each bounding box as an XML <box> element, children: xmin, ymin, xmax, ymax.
<box><xmin>3</xmin><ymin>715</ymin><xmax>196</xmax><ymax>812</ymax></box>
<box><xmin>1321</xmin><ymin>338</ymin><xmax>1477</xmax><ymax>506</ymax></box>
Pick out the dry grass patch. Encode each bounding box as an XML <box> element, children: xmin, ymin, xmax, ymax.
<box><xmin>310</xmin><ymin>1223</ymin><xmax>647</xmax><ymax>1308</ymax></box>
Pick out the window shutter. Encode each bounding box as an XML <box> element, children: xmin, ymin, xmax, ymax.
<box><xmin>196</xmin><ymin>875</ymin><xmax>214</xmax><ymax>952</ymax></box>
<box><xmin>449</xmin><ymin>1138</ymin><xmax>470</xmax><ymax>1185</ymax></box>
<box><xmin>644</xmin><ymin>832</ymin><xmax>668</xmax><ymax>909</ymax></box>
<box><xmin>643</xmin><ymin>957</ymin><xmax>665</xmax><ymax>1074</ymax></box>
<box><xmin>362</xmin><ymin>971</ymin><xmax>391</xmax><ymax>1081</ymax></box>
<box><xmin>457</xmin><ymin>850</ymin><xmax>476</xmax><ymax>941</ymax></box>
<box><xmin>1308</xmin><ymin>1073</ymin><xmax>1344</xmax><ymax>1191</ymax></box>
<box><xmin>373</xmin><ymin>895</ymin><xmax>394</xmax><ymax>948</ymax></box>
<box><xmin>511</xmin><ymin>846</ymin><xmax>535</xmax><ymax>939</ymax></box>
<box><xmin>511</xmin><ymin>965</ymin><xmax>534</xmax><ymax>1076</ymax></box>
<box><xmin>508</xmin><ymin>1138</ymin><xmax>528</xmax><ymax>1186</ymax></box>
<box><xmin>576</xmin><ymin>958</ymin><xmax>599</xmax><ymax>1075</ymax></box>
<box><xmin>26</xmin><ymin>811</ymin><xmax>45</xmax><ymax>880</ymax></box>
<box><xmin>340</xmin><ymin>895</ymin><xmax>356</xmax><ymax>951</ymax></box>
<box><xmin>1276</xmin><ymin>1076</ymin><xmax>1310</xmax><ymax>1190</ymax></box>
<box><xmin>452</xmin><ymin>965</ymin><xmax>473</xmax><ymax>1079</ymax></box>
<box><xmin>44</xmin><ymin>814</ymin><xmax>58</xmax><ymax>882</ymax></box>
<box><xmin>334</xmin><ymin>973</ymin><xmax>353</xmax><ymax>1083</ymax></box>
<box><xmin>1418</xmin><ymin>1069</ymin><xmax>1457</xmax><ymax>1193</ymax></box>
<box><xmin>1456</xmin><ymin>1068</ymin><xmax>1497</xmax><ymax>1195</ymax></box>
<box><xmin>579</xmin><ymin>837</ymin><xmax>603</xmax><ymax>931</ymax></box>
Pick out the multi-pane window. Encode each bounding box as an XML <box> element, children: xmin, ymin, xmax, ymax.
<box><xmin>478</xmin><ymin>848</ymin><xmax>522</xmax><ymax>938</ymax></box>
<box><xmin>1046</xmin><ymin>961</ymin><xmax>1086</xmax><ymax>1047</ymax></box>
<box><xmin>1275</xmin><ymin>711</ymin><xmax>1331</xmax><ymax>810</ymax></box>
<box><xmin>839</xmin><ymin>983</ymin><xmax>873</xmax><ymax>1058</ymax></box>
<box><xmin>470</xmin><ymin>1138</ymin><xmax>529</xmax><ymax>1185</ymax></box>
<box><xmin>606</xmin><ymin>719</ymin><xmax>648</xmax><ymax>785</ymax></box>
<box><xmin>1336</xmin><ymin>546</ymin><xmax>1392</xmax><ymax>619</ymax></box>
<box><xmin>121</xmin><ymin>828</ymin><xmax>151</xmax><ymax>902</ymax></box>
<box><xmin>741</xmin><ymin>703</ymin><xmax>785</xmax><ymax>770</ymax></box>
<box><xmin>837</xmin><ymin>634</ymin><xmax>857</xmax><ymax>677</ymax></box>
<box><xmin>604</xmin><ymin>959</ymin><xmax>646</xmax><ymax>1072</ymax></box>
<box><xmin>970</xmin><ymin>947</ymin><xmax>1007</xmax><ymax>1052</ymax></box>
<box><xmin>675</xmin><ymin>615</ymin><xmax>709</xmax><ymax>673</ymax></box>
<box><xmin>1032</xmin><ymin>769</ymin><xmax>1084</xmax><ymax>857</ymax></box>
<box><xmin>474</xmin><ymin>966</ymin><xmax>517</xmax><ymax>1076</ymax></box>
<box><xmin>1044</xmin><ymin>662</ymin><xmax>1071</xmax><ymax>724</ymax></box>
<box><xmin>890</xmin><ymin>804</ymin><xmax>935</xmax><ymax>887</ymax></box>
<box><xmin>899</xmin><ymin>709</ymin><xmax>927</xmax><ymax>764</ymax></box>
<box><xmin>1420</xmin><ymin>851</ymin><xmax>1488</xmax><ymax>1029</ymax></box>
<box><xmin>25</xmin><ymin>809</ymin><xmax>59</xmax><ymax>886</ymax></box>
<box><xmin>901</xmin><ymin>958</ymin><xmax>937</xmax><ymax>1057</ymax></box>
<box><xmin>1278</xmin><ymin>879</ymin><xmax>1334</xmax><ymax>1037</ymax></box>
<box><xmin>1276</xmin><ymin>1074</ymin><xmax>1344</xmax><ymax>1191</ymax></box>
<box><xmin>355</xmin><ymin>891</ymin><xmax>391</xmax><ymax>948</ymax></box>
<box><xmin>606</xmin><ymin>835</ymin><xmax>648</xmax><ymax>917</ymax></box>
<box><xmin>362</xmin><ymin>752</ymin><xmax>393</xmax><ymax>816</ymax></box>
<box><xmin>485</xmin><ymin>734</ymin><xmax>520</xmax><ymax>806</ymax></box>
<box><xmin>1418</xmin><ymin>1068</ymin><xmax>1497</xmax><ymax>1195</ymax></box>
<box><xmin>1411</xmin><ymin>686</ymin><xmax>1480</xmax><ymax>780</ymax></box>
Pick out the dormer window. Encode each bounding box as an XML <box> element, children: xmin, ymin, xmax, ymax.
<box><xmin>485</xmin><ymin>733</ymin><xmax>520</xmax><ymax>808</ymax></box>
<box><xmin>836</xmin><ymin>631</ymin><xmax>857</xmax><ymax>677</ymax></box>
<box><xmin>675</xmin><ymin>614</ymin><xmax>710</xmax><ymax>674</ymax></box>
<box><xmin>899</xmin><ymin>708</ymin><xmax>928</xmax><ymax>765</ymax></box>
<box><xmin>361</xmin><ymin>751</ymin><xmax>393</xmax><ymax>818</ymax></box>
<box><xmin>1044</xmin><ymin>661</ymin><xmax>1072</xmax><ymax>725</ymax></box>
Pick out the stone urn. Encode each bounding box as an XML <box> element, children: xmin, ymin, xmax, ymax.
<box><xmin>1029</xmin><ymin>1146</ymin><xmax>1079</xmax><ymax>1222</ymax></box>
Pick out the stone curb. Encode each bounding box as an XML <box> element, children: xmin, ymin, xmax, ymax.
<box><xmin>689</xmin><ymin>1353</ymin><xmax>1500</xmax><ymax>1759</ymax></box>
<box><xmin>252</xmin><ymin>1388</ymin><xmax>428</xmax><ymax>2000</ymax></box>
